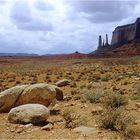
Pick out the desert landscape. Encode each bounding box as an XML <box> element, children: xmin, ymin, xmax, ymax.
<box><xmin>1</xmin><ymin>0</ymin><xmax>140</xmax><ymax>139</ymax></box>
<box><xmin>0</xmin><ymin>56</ymin><xmax>140</xmax><ymax>139</ymax></box>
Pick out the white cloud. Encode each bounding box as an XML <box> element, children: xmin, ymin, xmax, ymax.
<box><xmin>0</xmin><ymin>0</ymin><xmax>139</xmax><ymax>54</ymax></box>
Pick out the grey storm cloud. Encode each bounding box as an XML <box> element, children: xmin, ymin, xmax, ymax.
<box><xmin>11</xmin><ymin>0</ymin><xmax>53</xmax><ymax>31</ymax></box>
<box><xmin>69</xmin><ymin>1</ymin><xmax>138</xmax><ymax>23</ymax></box>
<box><xmin>11</xmin><ymin>1</ymin><xmax>32</xmax><ymax>23</ymax></box>
<box><xmin>16</xmin><ymin>19</ymin><xmax>53</xmax><ymax>31</ymax></box>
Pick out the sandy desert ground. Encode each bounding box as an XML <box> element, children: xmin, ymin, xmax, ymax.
<box><xmin>0</xmin><ymin>56</ymin><xmax>140</xmax><ymax>139</ymax></box>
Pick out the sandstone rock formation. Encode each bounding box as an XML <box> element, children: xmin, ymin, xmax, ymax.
<box><xmin>97</xmin><ymin>34</ymin><xmax>110</xmax><ymax>49</ymax></box>
<box><xmin>111</xmin><ymin>18</ymin><xmax>140</xmax><ymax>47</ymax></box>
<box><xmin>91</xmin><ymin>17</ymin><xmax>140</xmax><ymax>57</ymax></box>
<box><xmin>0</xmin><ymin>83</ymin><xmax>63</xmax><ymax>112</ymax></box>
<box><xmin>8</xmin><ymin>104</ymin><xmax>50</xmax><ymax>124</ymax></box>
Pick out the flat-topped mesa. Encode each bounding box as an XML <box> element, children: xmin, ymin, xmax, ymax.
<box><xmin>111</xmin><ymin>17</ymin><xmax>140</xmax><ymax>47</ymax></box>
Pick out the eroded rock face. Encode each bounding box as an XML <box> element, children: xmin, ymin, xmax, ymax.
<box><xmin>8</xmin><ymin>104</ymin><xmax>50</xmax><ymax>124</ymax></box>
<box><xmin>111</xmin><ymin>18</ymin><xmax>140</xmax><ymax>47</ymax></box>
<box><xmin>0</xmin><ymin>83</ymin><xmax>63</xmax><ymax>112</ymax></box>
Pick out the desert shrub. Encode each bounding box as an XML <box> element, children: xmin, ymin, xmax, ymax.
<box><xmin>124</xmin><ymin>125</ymin><xmax>140</xmax><ymax>138</ymax></box>
<box><xmin>98</xmin><ymin>108</ymin><xmax>122</xmax><ymax>130</ymax></box>
<box><xmin>74</xmin><ymin>95</ymin><xmax>81</xmax><ymax>100</ymax></box>
<box><xmin>102</xmin><ymin>93</ymin><xmax>128</xmax><ymax>108</ymax></box>
<box><xmin>130</xmin><ymin>83</ymin><xmax>140</xmax><ymax>100</ymax></box>
<box><xmin>70</xmin><ymin>82</ymin><xmax>77</xmax><ymax>88</ymax></box>
<box><xmin>135</xmin><ymin>87</ymin><xmax>140</xmax><ymax>95</ymax></box>
<box><xmin>62</xmin><ymin>109</ymin><xmax>86</xmax><ymax>128</ymax></box>
<box><xmin>130</xmin><ymin>94</ymin><xmax>140</xmax><ymax>100</ymax></box>
<box><xmin>85</xmin><ymin>88</ymin><xmax>104</xmax><ymax>103</ymax></box>
<box><xmin>71</xmin><ymin>89</ymin><xmax>79</xmax><ymax>95</ymax></box>
<box><xmin>98</xmin><ymin>108</ymin><xmax>138</xmax><ymax>138</ymax></box>
<box><xmin>101</xmin><ymin>74</ymin><xmax>111</xmax><ymax>82</ymax></box>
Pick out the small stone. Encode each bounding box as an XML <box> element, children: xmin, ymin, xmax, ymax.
<box><xmin>135</xmin><ymin>78</ymin><xmax>140</xmax><ymax>81</ymax></box>
<box><xmin>55</xmin><ymin>79</ymin><xmax>71</xmax><ymax>87</ymax></box>
<box><xmin>25</xmin><ymin>123</ymin><xmax>33</xmax><ymax>128</ymax></box>
<box><xmin>41</xmin><ymin>123</ymin><xmax>53</xmax><ymax>131</ymax></box>
<box><xmin>10</xmin><ymin>129</ymin><xmax>15</xmax><ymax>132</ymax></box>
<box><xmin>91</xmin><ymin>107</ymin><xmax>103</xmax><ymax>115</ymax></box>
<box><xmin>16</xmin><ymin>128</ymin><xmax>24</xmax><ymax>133</ymax></box>
<box><xmin>73</xmin><ymin>126</ymin><xmax>97</xmax><ymax>135</ymax></box>
<box><xmin>135</xmin><ymin>102</ymin><xmax>140</xmax><ymax>108</ymax></box>
<box><xmin>65</xmin><ymin>103</ymin><xmax>75</xmax><ymax>107</ymax></box>
<box><xmin>81</xmin><ymin>104</ymin><xmax>88</xmax><ymax>108</ymax></box>
<box><xmin>52</xmin><ymin>104</ymin><xmax>60</xmax><ymax>110</ymax></box>
<box><xmin>64</xmin><ymin>96</ymin><xmax>72</xmax><ymax>101</ymax></box>
<box><xmin>30</xmin><ymin>128</ymin><xmax>40</xmax><ymax>132</ymax></box>
<box><xmin>134</xmin><ymin>120</ymin><xmax>140</xmax><ymax>125</ymax></box>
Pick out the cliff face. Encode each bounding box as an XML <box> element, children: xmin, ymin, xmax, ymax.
<box><xmin>111</xmin><ymin>18</ymin><xmax>140</xmax><ymax>47</ymax></box>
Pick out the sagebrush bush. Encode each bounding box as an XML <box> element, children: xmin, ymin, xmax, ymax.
<box><xmin>101</xmin><ymin>74</ymin><xmax>111</xmax><ymax>82</ymax></box>
<box><xmin>102</xmin><ymin>93</ymin><xmax>128</xmax><ymax>108</ymax></box>
<box><xmin>62</xmin><ymin>109</ymin><xmax>86</xmax><ymax>128</ymax></box>
<box><xmin>98</xmin><ymin>108</ymin><xmax>122</xmax><ymax>130</ymax></box>
<box><xmin>124</xmin><ymin>125</ymin><xmax>140</xmax><ymax>138</ymax></box>
<box><xmin>85</xmin><ymin>88</ymin><xmax>104</xmax><ymax>103</ymax></box>
<box><xmin>131</xmin><ymin>82</ymin><xmax>140</xmax><ymax>100</ymax></box>
<box><xmin>98</xmin><ymin>108</ymin><xmax>138</xmax><ymax>138</ymax></box>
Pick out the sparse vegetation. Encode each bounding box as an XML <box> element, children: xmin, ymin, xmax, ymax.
<box><xmin>62</xmin><ymin>109</ymin><xmax>87</xmax><ymax>128</ymax></box>
<box><xmin>0</xmin><ymin>57</ymin><xmax>140</xmax><ymax>139</ymax></box>
<box><xmin>102</xmin><ymin>93</ymin><xmax>128</xmax><ymax>108</ymax></box>
<box><xmin>98</xmin><ymin>108</ymin><xmax>139</xmax><ymax>138</ymax></box>
<box><xmin>85</xmin><ymin>88</ymin><xmax>104</xmax><ymax>103</ymax></box>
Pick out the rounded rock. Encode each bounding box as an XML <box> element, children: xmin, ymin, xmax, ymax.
<box><xmin>8</xmin><ymin>104</ymin><xmax>50</xmax><ymax>124</ymax></box>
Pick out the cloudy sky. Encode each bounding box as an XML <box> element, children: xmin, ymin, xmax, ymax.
<box><xmin>0</xmin><ymin>0</ymin><xmax>140</xmax><ymax>54</ymax></box>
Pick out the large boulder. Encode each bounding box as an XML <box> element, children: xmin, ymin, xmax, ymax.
<box><xmin>0</xmin><ymin>83</ymin><xmax>63</xmax><ymax>112</ymax></box>
<box><xmin>0</xmin><ymin>85</ymin><xmax>28</xmax><ymax>112</ymax></box>
<box><xmin>55</xmin><ymin>79</ymin><xmax>71</xmax><ymax>87</ymax></box>
<box><xmin>15</xmin><ymin>83</ymin><xmax>56</xmax><ymax>107</ymax></box>
<box><xmin>8</xmin><ymin>104</ymin><xmax>50</xmax><ymax>124</ymax></box>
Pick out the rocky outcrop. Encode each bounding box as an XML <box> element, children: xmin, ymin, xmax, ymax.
<box><xmin>0</xmin><ymin>83</ymin><xmax>63</xmax><ymax>112</ymax></box>
<box><xmin>8</xmin><ymin>104</ymin><xmax>50</xmax><ymax>124</ymax></box>
<box><xmin>91</xmin><ymin>17</ymin><xmax>140</xmax><ymax>57</ymax></box>
<box><xmin>111</xmin><ymin>18</ymin><xmax>140</xmax><ymax>47</ymax></box>
<box><xmin>98</xmin><ymin>34</ymin><xmax>110</xmax><ymax>49</ymax></box>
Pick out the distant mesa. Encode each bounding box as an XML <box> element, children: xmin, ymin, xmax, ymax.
<box><xmin>91</xmin><ymin>17</ymin><xmax>140</xmax><ymax>57</ymax></box>
<box><xmin>0</xmin><ymin>53</ymin><xmax>38</xmax><ymax>57</ymax></box>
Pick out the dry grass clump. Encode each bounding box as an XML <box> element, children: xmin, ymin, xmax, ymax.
<box><xmin>101</xmin><ymin>74</ymin><xmax>111</xmax><ymax>82</ymax></box>
<box><xmin>102</xmin><ymin>93</ymin><xmax>128</xmax><ymax>108</ymax></box>
<box><xmin>130</xmin><ymin>82</ymin><xmax>140</xmax><ymax>100</ymax></box>
<box><xmin>62</xmin><ymin>109</ymin><xmax>87</xmax><ymax>128</ymax></box>
<box><xmin>85</xmin><ymin>88</ymin><xmax>104</xmax><ymax>103</ymax></box>
<box><xmin>98</xmin><ymin>108</ymin><xmax>139</xmax><ymax>138</ymax></box>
